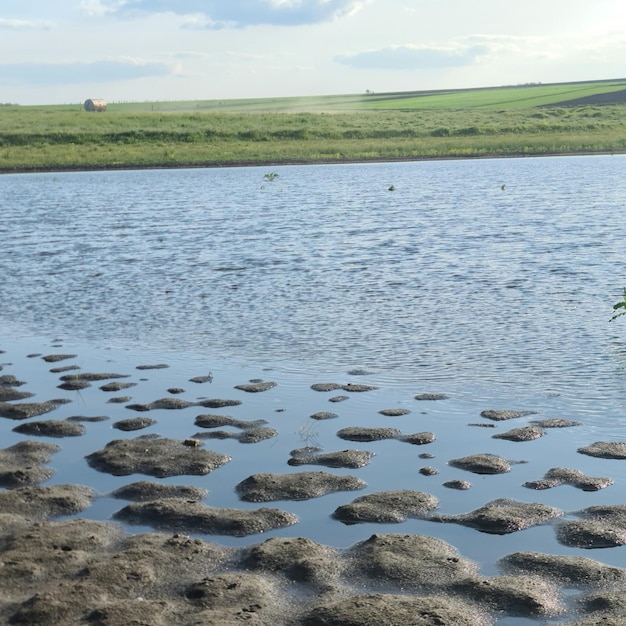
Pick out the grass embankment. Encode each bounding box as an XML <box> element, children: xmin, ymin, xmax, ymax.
<box><xmin>2</xmin><ymin>79</ymin><xmax>626</xmax><ymax>172</ymax></box>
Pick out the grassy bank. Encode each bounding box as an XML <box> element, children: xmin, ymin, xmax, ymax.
<box><xmin>2</xmin><ymin>79</ymin><xmax>626</xmax><ymax>172</ymax></box>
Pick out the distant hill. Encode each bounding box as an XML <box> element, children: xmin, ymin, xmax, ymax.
<box><xmin>103</xmin><ymin>78</ymin><xmax>626</xmax><ymax>114</ymax></box>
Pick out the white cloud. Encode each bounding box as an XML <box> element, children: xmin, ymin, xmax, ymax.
<box><xmin>0</xmin><ymin>58</ymin><xmax>174</xmax><ymax>86</ymax></box>
<box><xmin>0</xmin><ymin>17</ymin><xmax>53</xmax><ymax>30</ymax></box>
<box><xmin>335</xmin><ymin>44</ymin><xmax>490</xmax><ymax>70</ymax></box>
<box><xmin>3</xmin><ymin>0</ymin><xmax>626</xmax><ymax>105</ymax></box>
<box><xmin>79</xmin><ymin>0</ymin><xmax>122</xmax><ymax>17</ymax></box>
<box><xmin>91</xmin><ymin>0</ymin><xmax>367</xmax><ymax>27</ymax></box>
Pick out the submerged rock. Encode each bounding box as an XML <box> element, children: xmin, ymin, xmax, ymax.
<box><xmin>194</xmin><ymin>426</ymin><xmax>277</xmax><ymax>443</ymax></box>
<box><xmin>524</xmin><ymin>467</ymin><xmax>613</xmax><ymax>492</ymax></box>
<box><xmin>499</xmin><ymin>551</ymin><xmax>626</xmax><ymax>587</ymax></box>
<box><xmin>578</xmin><ymin>441</ymin><xmax>626</xmax><ymax>459</ymax></box>
<box><xmin>0</xmin><ymin>484</ymin><xmax>95</xmax><ymax>519</ymax></box>
<box><xmin>557</xmin><ymin>505</ymin><xmax>626</xmax><ymax>549</ymax></box>
<box><xmin>311</xmin><ymin>383</ymin><xmax>342</xmax><ymax>392</ymax></box>
<box><xmin>448</xmin><ymin>453</ymin><xmax>512</xmax><ymax>474</ymax></box>
<box><xmin>112</xmin><ymin>417</ymin><xmax>157</xmax><ymax>432</ymax></box>
<box><xmin>557</xmin><ymin>519</ymin><xmax>626</xmax><ymax>549</ymax></box>
<box><xmin>341</xmin><ymin>383</ymin><xmax>378</xmax><ymax>392</ymax></box>
<box><xmin>114</xmin><ymin>498</ymin><xmax>298</xmax><ymax>536</ymax></box>
<box><xmin>480</xmin><ymin>409</ymin><xmax>537</xmax><ymax>421</ymax></box>
<box><xmin>576</xmin><ymin>589</ymin><xmax>626</xmax><ymax>623</ymax></box>
<box><xmin>110</xmin><ymin>480</ymin><xmax>208</xmax><ymax>502</ymax></box>
<box><xmin>415</xmin><ymin>393</ymin><xmax>449</xmax><ymax>401</ymax></box>
<box><xmin>108</xmin><ymin>395</ymin><xmax>131</xmax><ymax>404</ymax></box>
<box><xmin>194</xmin><ymin>414</ymin><xmax>267</xmax><ymax>430</ymax></box>
<box><xmin>189</xmin><ymin>374</ymin><xmax>213</xmax><ymax>383</ymax></box>
<box><xmin>0</xmin><ymin>400</ymin><xmax>64</xmax><ymax>420</ymax></box>
<box><xmin>8</xmin><ymin>589</ymin><xmax>163</xmax><ymax>626</ymax></box>
<box><xmin>49</xmin><ymin>365</ymin><xmax>80</xmax><ymax>373</ymax></box>
<box><xmin>86</xmin><ymin>437</ymin><xmax>231</xmax><ymax>477</ymax></box>
<box><xmin>193</xmin><ymin>412</ymin><xmax>274</xmax><ymax>443</ymax></box>
<box><xmin>302</xmin><ymin>593</ymin><xmax>491</xmax><ymax>626</ymax></box>
<box><xmin>344</xmin><ymin>533</ymin><xmax>477</xmax><ymax>589</ymax></box>
<box><xmin>310</xmin><ymin>382</ymin><xmax>377</xmax><ymax>393</ymax></box>
<box><xmin>337</xmin><ymin>426</ymin><xmax>435</xmax><ymax>445</ymax></box>
<box><xmin>443</xmin><ymin>479</ymin><xmax>472</xmax><ymax>490</ymax></box>
<box><xmin>57</xmin><ymin>378</ymin><xmax>91</xmax><ymax>391</ymax></box>
<box><xmin>42</xmin><ymin>353</ymin><xmax>77</xmax><ymax>362</ymax></box>
<box><xmin>0</xmin><ymin>440</ymin><xmax>60</xmax><ymax>487</ymax></box>
<box><xmin>0</xmin><ymin>375</ymin><xmax>26</xmax><ymax>386</ymax></box>
<box><xmin>66</xmin><ymin>414</ymin><xmax>109</xmax><ymax>422</ymax></box>
<box><xmin>402</xmin><ymin>432</ymin><xmax>436</xmax><ymax>445</ymax></box>
<box><xmin>333</xmin><ymin>490</ymin><xmax>439</xmax><ymax>524</ymax></box>
<box><xmin>492</xmin><ymin>425</ymin><xmax>546</xmax><ymax>442</ymax></box>
<box><xmin>530</xmin><ymin>418</ymin><xmax>582</xmax><ymax>428</ymax></box>
<box><xmin>236</xmin><ymin>471</ymin><xmax>367</xmax><ymax>502</ymax></box>
<box><xmin>288</xmin><ymin>448</ymin><xmax>374</xmax><ymax>469</ymax></box>
<box><xmin>76</xmin><ymin>532</ymin><xmax>230</xmax><ymax>611</ymax></box>
<box><xmin>240</xmin><ymin>536</ymin><xmax>341</xmax><ymax>584</ymax></box>
<box><xmin>433</xmin><ymin>498</ymin><xmax>562</xmax><ymax>534</ymax></box>
<box><xmin>126</xmin><ymin>397</ymin><xmax>193</xmax><ymax>411</ymax></box>
<box><xmin>576</xmin><ymin>505</ymin><xmax>626</xmax><ymax>527</ymax></box>
<box><xmin>1</xmin><ymin>518</ymin><xmax>123</xmax><ymax>569</ymax></box>
<box><xmin>126</xmin><ymin>398</ymin><xmax>241</xmax><ymax>411</ymax></box>
<box><xmin>13</xmin><ymin>419</ymin><xmax>86</xmax><ymax>438</ymax></box>
<box><xmin>184</xmin><ymin>572</ymin><xmax>283</xmax><ymax>623</ymax></box>
<box><xmin>310</xmin><ymin>411</ymin><xmax>338</xmax><ymax>420</ymax></box>
<box><xmin>0</xmin><ymin>519</ymin><xmax>231</xmax><ymax>625</ymax></box>
<box><xmin>451</xmin><ymin>575</ymin><xmax>563</xmax><ymax>617</ymax></box>
<box><xmin>0</xmin><ymin>386</ymin><xmax>34</xmax><ymax>401</ymax></box>
<box><xmin>100</xmin><ymin>381</ymin><xmax>137</xmax><ymax>392</ymax></box>
<box><xmin>234</xmin><ymin>381</ymin><xmax>277</xmax><ymax>393</ymax></box>
<box><xmin>59</xmin><ymin>372</ymin><xmax>130</xmax><ymax>381</ymax></box>
<box><xmin>196</xmin><ymin>398</ymin><xmax>242</xmax><ymax>408</ymax></box>
<box><xmin>419</xmin><ymin>466</ymin><xmax>438</xmax><ymax>476</ymax></box>
<box><xmin>378</xmin><ymin>408</ymin><xmax>411</xmax><ymax>416</ymax></box>
<box><xmin>337</xmin><ymin>426</ymin><xmax>402</xmax><ymax>441</ymax></box>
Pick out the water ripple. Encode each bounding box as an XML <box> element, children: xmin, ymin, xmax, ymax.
<box><xmin>1</xmin><ymin>156</ymin><xmax>625</xmax><ymax>400</ymax></box>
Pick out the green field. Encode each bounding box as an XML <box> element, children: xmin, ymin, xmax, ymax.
<box><xmin>2</xmin><ymin>78</ymin><xmax>626</xmax><ymax>172</ymax></box>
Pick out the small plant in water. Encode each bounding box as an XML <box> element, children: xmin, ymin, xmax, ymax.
<box><xmin>611</xmin><ymin>288</ymin><xmax>626</xmax><ymax>321</ymax></box>
<box><xmin>263</xmin><ymin>172</ymin><xmax>279</xmax><ymax>182</ymax></box>
<box><xmin>297</xmin><ymin>421</ymin><xmax>320</xmax><ymax>448</ymax></box>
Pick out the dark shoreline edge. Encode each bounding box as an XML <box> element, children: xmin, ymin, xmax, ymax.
<box><xmin>2</xmin><ymin>148</ymin><xmax>625</xmax><ymax>175</ymax></box>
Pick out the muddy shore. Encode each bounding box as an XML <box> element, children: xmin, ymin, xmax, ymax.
<box><xmin>2</xmin><ymin>346</ymin><xmax>626</xmax><ymax>625</ymax></box>
<box><xmin>2</xmin><ymin>148</ymin><xmax>626</xmax><ymax>176</ymax></box>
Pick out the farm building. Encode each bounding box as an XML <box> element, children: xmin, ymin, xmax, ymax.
<box><xmin>84</xmin><ymin>98</ymin><xmax>107</xmax><ymax>112</ymax></box>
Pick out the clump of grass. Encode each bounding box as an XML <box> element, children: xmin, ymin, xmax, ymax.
<box><xmin>2</xmin><ymin>103</ymin><xmax>626</xmax><ymax>171</ymax></box>
<box><xmin>296</xmin><ymin>421</ymin><xmax>320</xmax><ymax>448</ymax></box>
<box><xmin>611</xmin><ymin>288</ymin><xmax>626</xmax><ymax>321</ymax></box>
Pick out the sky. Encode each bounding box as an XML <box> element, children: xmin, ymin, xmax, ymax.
<box><xmin>1</xmin><ymin>0</ymin><xmax>625</xmax><ymax>105</ymax></box>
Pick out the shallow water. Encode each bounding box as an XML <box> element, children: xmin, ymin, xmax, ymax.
<box><xmin>2</xmin><ymin>156</ymin><xmax>626</xmax><ymax>623</ymax></box>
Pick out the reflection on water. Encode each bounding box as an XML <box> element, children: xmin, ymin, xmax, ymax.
<box><xmin>3</xmin><ymin>332</ymin><xmax>626</xmax><ymax>560</ymax></box>
<box><xmin>2</xmin><ymin>156</ymin><xmax>626</xmax><ymax>624</ymax></box>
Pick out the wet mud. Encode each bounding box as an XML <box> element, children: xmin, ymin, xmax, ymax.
<box><xmin>2</xmin><ymin>348</ymin><xmax>626</xmax><ymax>624</ymax></box>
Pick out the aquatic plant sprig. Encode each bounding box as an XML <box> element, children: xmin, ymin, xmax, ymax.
<box><xmin>297</xmin><ymin>421</ymin><xmax>320</xmax><ymax>448</ymax></box>
<box><xmin>610</xmin><ymin>287</ymin><xmax>626</xmax><ymax>321</ymax></box>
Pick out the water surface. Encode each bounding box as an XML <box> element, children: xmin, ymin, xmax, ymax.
<box><xmin>2</xmin><ymin>156</ymin><xmax>626</xmax><ymax>623</ymax></box>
